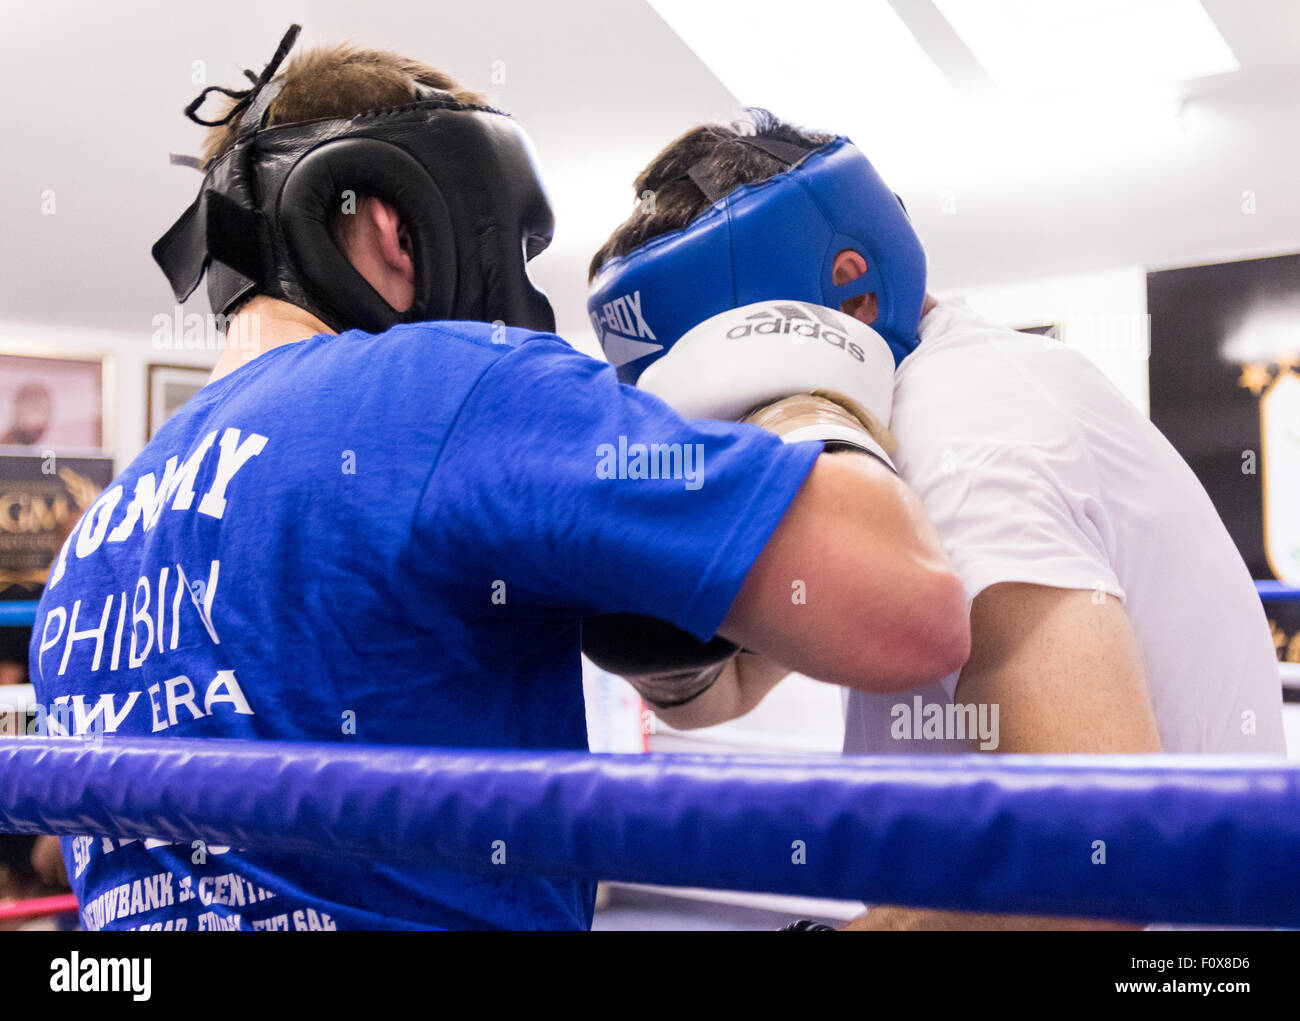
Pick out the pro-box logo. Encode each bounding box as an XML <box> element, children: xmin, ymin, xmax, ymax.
<box><xmin>725</xmin><ymin>303</ymin><xmax>869</xmax><ymax>363</ymax></box>
<box><xmin>591</xmin><ymin>290</ymin><xmax>663</xmax><ymax>368</ymax></box>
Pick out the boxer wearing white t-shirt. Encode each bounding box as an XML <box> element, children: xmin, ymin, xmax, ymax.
<box><xmin>837</xmin><ymin>292</ymin><xmax>1284</xmax><ymax>929</ymax></box>
<box><xmin>842</xmin><ymin>296</ymin><xmax>1284</xmax><ymax>763</ymax></box>
<box><xmin>586</xmin><ymin>113</ymin><xmax>1283</xmax><ymax>928</ymax></box>
<box><xmin>653</xmin><ymin>290</ymin><xmax>1284</xmax><ymax>929</ymax></box>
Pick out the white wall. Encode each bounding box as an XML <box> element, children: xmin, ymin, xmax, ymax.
<box><xmin>943</xmin><ymin>265</ymin><xmax>1151</xmax><ymax>415</ymax></box>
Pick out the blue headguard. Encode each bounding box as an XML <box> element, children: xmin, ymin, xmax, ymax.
<box><xmin>588</xmin><ymin>136</ymin><xmax>927</xmax><ymax>383</ymax></box>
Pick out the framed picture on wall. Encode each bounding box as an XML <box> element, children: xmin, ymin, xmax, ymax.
<box><xmin>147</xmin><ymin>364</ymin><xmax>210</xmax><ymax>440</ymax></box>
<box><xmin>0</xmin><ymin>453</ymin><xmax>114</xmax><ymax>599</ymax></box>
<box><xmin>0</xmin><ymin>351</ymin><xmax>106</xmax><ymax>452</ymax></box>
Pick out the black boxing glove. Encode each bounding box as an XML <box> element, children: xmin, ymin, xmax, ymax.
<box><xmin>776</xmin><ymin>919</ymin><xmax>837</xmax><ymax>931</ymax></box>
<box><xmin>582</xmin><ymin>614</ymin><xmax>736</xmax><ymax>708</ymax></box>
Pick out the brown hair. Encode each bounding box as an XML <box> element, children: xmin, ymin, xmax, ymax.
<box><xmin>192</xmin><ymin>40</ymin><xmax>490</xmax><ymax>271</ymax></box>
<box><xmin>199</xmin><ymin>42</ymin><xmax>489</xmax><ymax>168</ymax></box>
<box><xmin>588</xmin><ymin>109</ymin><xmax>834</xmax><ymax>281</ymax></box>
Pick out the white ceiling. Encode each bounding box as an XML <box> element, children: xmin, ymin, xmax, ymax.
<box><xmin>1</xmin><ymin>0</ymin><xmax>1297</xmax><ymax>357</ymax></box>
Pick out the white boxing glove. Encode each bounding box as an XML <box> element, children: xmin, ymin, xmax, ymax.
<box><xmin>583</xmin><ymin>300</ymin><xmax>897</xmax><ymax>690</ymax></box>
<box><xmin>637</xmin><ymin>300</ymin><xmax>897</xmax><ymax>468</ymax></box>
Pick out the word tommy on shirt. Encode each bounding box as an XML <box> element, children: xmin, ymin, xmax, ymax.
<box><xmin>33</xmin><ymin>427</ymin><xmax>265</xmax><ymax>738</ymax></box>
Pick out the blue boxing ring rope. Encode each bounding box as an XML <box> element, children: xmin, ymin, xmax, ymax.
<box><xmin>0</xmin><ymin>600</ymin><xmax>41</xmax><ymax>626</ymax></box>
<box><xmin>3</xmin><ymin>582</ymin><xmax>1297</xmax><ymax>624</ymax></box>
<box><xmin>2</xmin><ymin>737</ymin><xmax>1299</xmax><ymax>926</ymax></box>
<box><xmin>1257</xmin><ymin>581</ymin><xmax>1300</xmax><ymax>602</ymax></box>
<box><xmin>2</xmin><ymin>588</ymin><xmax>1300</xmax><ymax>927</ymax></box>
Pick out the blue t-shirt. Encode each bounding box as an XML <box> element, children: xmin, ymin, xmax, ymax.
<box><xmin>29</xmin><ymin>321</ymin><xmax>820</xmax><ymax>930</ymax></box>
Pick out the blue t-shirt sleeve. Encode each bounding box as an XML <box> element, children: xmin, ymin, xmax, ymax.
<box><xmin>412</xmin><ymin>336</ymin><xmax>821</xmax><ymax>641</ymax></box>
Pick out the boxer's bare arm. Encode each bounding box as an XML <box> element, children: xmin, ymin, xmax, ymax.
<box><xmin>954</xmin><ymin>582</ymin><xmax>1162</xmax><ymax>753</ymax></box>
<box><xmin>716</xmin><ymin>453</ymin><xmax>969</xmax><ymax>694</ymax></box>
<box><xmin>844</xmin><ymin>582</ymin><xmax>1160</xmax><ymax>931</ymax></box>
<box><xmin>621</xmin><ymin>450</ymin><xmax>966</xmax><ymax>722</ymax></box>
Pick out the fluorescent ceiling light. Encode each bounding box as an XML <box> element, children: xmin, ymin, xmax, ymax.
<box><xmin>646</xmin><ymin>0</ymin><xmax>952</xmax><ymax>136</ymax></box>
<box><xmin>932</xmin><ymin>0</ymin><xmax>1239</xmax><ymax>93</ymax></box>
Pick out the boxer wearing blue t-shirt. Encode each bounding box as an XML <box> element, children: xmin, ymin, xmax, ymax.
<box><xmin>32</xmin><ymin>321</ymin><xmax>811</xmax><ymax>929</ymax></box>
<box><xmin>30</xmin><ymin>38</ymin><xmax>968</xmax><ymax>930</ymax></box>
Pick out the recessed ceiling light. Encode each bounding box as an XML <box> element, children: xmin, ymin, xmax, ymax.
<box><xmin>931</xmin><ymin>0</ymin><xmax>1239</xmax><ymax>93</ymax></box>
<box><xmin>646</xmin><ymin>0</ymin><xmax>951</xmax><ymax>135</ymax></box>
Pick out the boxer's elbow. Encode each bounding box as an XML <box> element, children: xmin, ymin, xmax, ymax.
<box><xmin>849</xmin><ymin>567</ymin><xmax>969</xmax><ymax>692</ymax></box>
<box><xmin>914</xmin><ymin>568</ymin><xmax>971</xmax><ymax>681</ymax></box>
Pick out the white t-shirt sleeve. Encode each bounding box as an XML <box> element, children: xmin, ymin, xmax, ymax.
<box><xmin>894</xmin><ymin>350</ymin><xmax>1125</xmax><ymax>605</ymax></box>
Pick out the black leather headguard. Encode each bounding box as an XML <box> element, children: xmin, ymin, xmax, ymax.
<box><xmin>153</xmin><ymin>25</ymin><xmax>556</xmax><ymax>334</ymax></box>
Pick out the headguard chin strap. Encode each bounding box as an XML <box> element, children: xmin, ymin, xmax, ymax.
<box><xmin>153</xmin><ymin>24</ymin><xmax>557</xmax><ymax>335</ymax></box>
<box><xmin>587</xmin><ymin>136</ymin><xmax>927</xmax><ymax>381</ymax></box>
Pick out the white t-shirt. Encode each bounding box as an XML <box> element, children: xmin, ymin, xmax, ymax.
<box><xmin>843</xmin><ymin>298</ymin><xmax>1285</xmax><ymax>756</ymax></box>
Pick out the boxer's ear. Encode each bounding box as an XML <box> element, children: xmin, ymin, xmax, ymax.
<box><xmin>366</xmin><ymin>199</ymin><xmax>415</xmax><ymax>283</ymax></box>
<box><xmin>334</xmin><ymin>197</ymin><xmax>416</xmax><ymax>313</ymax></box>
<box><xmin>831</xmin><ymin>250</ymin><xmax>876</xmax><ymax>325</ymax></box>
<box><xmin>831</xmin><ymin>249</ymin><xmax>867</xmax><ymax>286</ymax></box>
